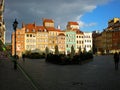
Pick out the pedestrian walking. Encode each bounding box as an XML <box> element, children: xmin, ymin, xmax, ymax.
<box><xmin>113</xmin><ymin>52</ymin><xmax>119</xmax><ymax>70</ymax></box>
<box><xmin>22</xmin><ymin>54</ymin><xmax>25</xmax><ymax>61</ymax></box>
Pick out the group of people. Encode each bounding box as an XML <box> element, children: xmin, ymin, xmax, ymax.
<box><xmin>114</xmin><ymin>52</ymin><xmax>120</xmax><ymax>70</ymax></box>
<box><xmin>22</xmin><ymin>54</ymin><xmax>25</xmax><ymax>61</ymax></box>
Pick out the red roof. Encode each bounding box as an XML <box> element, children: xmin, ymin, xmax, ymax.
<box><xmin>36</xmin><ymin>26</ymin><xmax>44</xmax><ymax>30</ymax></box>
<box><xmin>45</xmin><ymin>27</ymin><xmax>61</xmax><ymax>32</ymax></box>
<box><xmin>68</xmin><ymin>22</ymin><xmax>79</xmax><ymax>25</ymax></box>
<box><xmin>24</xmin><ymin>22</ymin><xmax>62</xmax><ymax>33</ymax></box>
<box><xmin>25</xmin><ymin>23</ymin><xmax>36</xmax><ymax>33</ymax></box>
<box><xmin>58</xmin><ymin>33</ymin><xmax>65</xmax><ymax>36</ymax></box>
<box><xmin>25</xmin><ymin>23</ymin><xmax>35</xmax><ymax>29</ymax></box>
<box><xmin>36</xmin><ymin>26</ymin><xmax>47</xmax><ymax>32</ymax></box>
<box><xmin>43</xmin><ymin>18</ymin><xmax>54</xmax><ymax>23</ymax></box>
<box><xmin>73</xmin><ymin>29</ymin><xmax>83</xmax><ymax>34</ymax></box>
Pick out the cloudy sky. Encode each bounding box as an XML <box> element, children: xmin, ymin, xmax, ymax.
<box><xmin>4</xmin><ymin>0</ymin><xmax>120</xmax><ymax>42</ymax></box>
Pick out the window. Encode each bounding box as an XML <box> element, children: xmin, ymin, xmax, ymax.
<box><xmin>77</xmin><ymin>41</ymin><xmax>78</xmax><ymax>44</ymax></box>
<box><xmin>33</xmin><ymin>34</ymin><xmax>35</xmax><ymax>37</ymax></box>
<box><xmin>26</xmin><ymin>34</ymin><xmax>29</xmax><ymax>37</ymax></box>
<box><xmin>44</xmin><ymin>29</ymin><xmax>47</xmax><ymax>32</ymax></box>
<box><xmin>26</xmin><ymin>39</ymin><xmax>29</xmax><ymax>42</ymax></box>
<box><xmin>30</xmin><ymin>34</ymin><xmax>32</xmax><ymax>37</ymax></box>
<box><xmin>79</xmin><ymin>41</ymin><xmax>81</xmax><ymax>44</ymax></box>
<box><xmin>66</xmin><ymin>45</ymin><xmax>68</xmax><ymax>48</ymax></box>
<box><xmin>17</xmin><ymin>35</ymin><xmax>20</xmax><ymax>38</ymax></box>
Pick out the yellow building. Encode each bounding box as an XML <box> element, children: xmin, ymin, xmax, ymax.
<box><xmin>0</xmin><ymin>0</ymin><xmax>5</xmax><ymax>44</ymax></box>
<box><xmin>36</xmin><ymin>26</ymin><xmax>48</xmax><ymax>52</ymax></box>
<box><xmin>76</xmin><ymin>31</ymin><xmax>84</xmax><ymax>52</ymax></box>
<box><xmin>43</xmin><ymin>18</ymin><xmax>61</xmax><ymax>53</ymax></box>
<box><xmin>24</xmin><ymin>24</ymin><xmax>36</xmax><ymax>51</ymax></box>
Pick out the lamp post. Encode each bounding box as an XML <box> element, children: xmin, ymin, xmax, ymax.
<box><xmin>13</xmin><ymin>19</ymin><xmax>18</xmax><ymax>69</ymax></box>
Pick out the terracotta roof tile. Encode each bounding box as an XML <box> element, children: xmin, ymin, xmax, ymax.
<box><xmin>43</xmin><ymin>18</ymin><xmax>54</xmax><ymax>23</ymax></box>
<box><xmin>73</xmin><ymin>29</ymin><xmax>83</xmax><ymax>34</ymax></box>
<box><xmin>25</xmin><ymin>24</ymin><xmax>36</xmax><ymax>33</ymax></box>
<box><xmin>36</xmin><ymin>26</ymin><xmax>48</xmax><ymax>32</ymax></box>
<box><xmin>68</xmin><ymin>22</ymin><xmax>79</xmax><ymax>25</ymax></box>
<box><xmin>25</xmin><ymin>24</ymin><xmax>35</xmax><ymax>29</ymax></box>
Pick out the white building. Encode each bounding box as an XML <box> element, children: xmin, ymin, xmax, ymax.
<box><xmin>83</xmin><ymin>32</ymin><xmax>93</xmax><ymax>52</ymax></box>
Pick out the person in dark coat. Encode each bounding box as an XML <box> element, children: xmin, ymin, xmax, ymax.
<box><xmin>22</xmin><ymin>54</ymin><xmax>25</xmax><ymax>61</ymax></box>
<box><xmin>114</xmin><ymin>52</ymin><xmax>119</xmax><ymax>70</ymax></box>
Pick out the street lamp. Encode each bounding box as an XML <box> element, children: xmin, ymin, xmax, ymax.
<box><xmin>13</xmin><ymin>19</ymin><xmax>18</xmax><ymax>70</ymax></box>
<box><xmin>13</xmin><ymin>19</ymin><xmax>18</xmax><ymax>58</ymax></box>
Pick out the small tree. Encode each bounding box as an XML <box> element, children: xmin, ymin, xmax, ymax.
<box><xmin>78</xmin><ymin>46</ymin><xmax>82</xmax><ymax>54</ymax></box>
<box><xmin>83</xmin><ymin>47</ymin><xmax>87</xmax><ymax>53</ymax></box>
<box><xmin>70</xmin><ymin>45</ymin><xmax>75</xmax><ymax>58</ymax></box>
<box><xmin>55</xmin><ymin>45</ymin><xmax>59</xmax><ymax>55</ymax></box>
<box><xmin>25</xmin><ymin>50</ymin><xmax>31</xmax><ymax>55</ymax></box>
<box><xmin>45</xmin><ymin>47</ymin><xmax>49</xmax><ymax>57</ymax></box>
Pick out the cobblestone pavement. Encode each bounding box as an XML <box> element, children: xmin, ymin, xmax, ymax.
<box><xmin>18</xmin><ymin>55</ymin><xmax>120</xmax><ymax>90</ymax></box>
<box><xmin>0</xmin><ymin>58</ymin><xmax>35</xmax><ymax>90</ymax></box>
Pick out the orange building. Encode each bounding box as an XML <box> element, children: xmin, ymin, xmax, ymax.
<box><xmin>36</xmin><ymin>26</ymin><xmax>48</xmax><ymax>52</ymax></box>
<box><xmin>57</xmin><ymin>32</ymin><xmax>65</xmax><ymax>53</ymax></box>
<box><xmin>12</xmin><ymin>28</ymin><xmax>25</xmax><ymax>57</ymax></box>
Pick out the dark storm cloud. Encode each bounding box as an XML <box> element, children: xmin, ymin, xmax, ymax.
<box><xmin>4</xmin><ymin>0</ymin><xmax>111</xmax><ymax>42</ymax></box>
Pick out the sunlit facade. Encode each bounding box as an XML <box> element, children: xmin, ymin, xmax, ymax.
<box><xmin>36</xmin><ymin>26</ymin><xmax>48</xmax><ymax>52</ymax></box>
<box><xmin>12</xmin><ymin>28</ymin><xmax>25</xmax><ymax>56</ymax></box>
<box><xmin>24</xmin><ymin>24</ymin><xmax>36</xmax><ymax>51</ymax></box>
<box><xmin>94</xmin><ymin>18</ymin><xmax>120</xmax><ymax>54</ymax></box>
<box><xmin>12</xmin><ymin>18</ymin><xmax>93</xmax><ymax>57</ymax></box>
<box><xmin>0</xmin><ymin>0</ymin><xmax>5</xmax><ymax>44</ymax></box>
<box><xmin>57</xmin><ymin>32</ymin><xmax>65</xmax><ymax>53</ymax></box>
<box><xmin>65</xmin><ymin>30</ymin><xmax>76</xmax><ymax>54</ymax></box>
<box><xmin>83</xmin><ymin>32</ymin><xmax>93</xmax><ymax>52</ymax></box>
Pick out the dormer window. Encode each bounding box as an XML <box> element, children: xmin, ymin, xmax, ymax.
<box><xmin>44</xmin><ymin>29</ymin><xmax>47</xmax><ymax>32</ymax></box>
<box><xmin>26</xmin><ymin>29</ymin><xmax>29</xmax><ymax>32</ymax></box>
<box><xmin>33</xmin><ymin>29</ymin><xmax>35</xmax><ymax>32</ymax></box>
<box><xmin>38</xmin><ymin>28</ymin><xmax>43</xmax><ymax>32</ymax></box>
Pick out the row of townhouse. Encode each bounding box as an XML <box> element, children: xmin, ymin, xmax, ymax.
<box><xmin>93</xmin><ymin>18</ymin><xmax>120</xmax><ymax>54</ymax></box>
<box><xmin>12</xmin><ymin>18</ymin><xmax>92</xmax><ymax>57</ymax></box>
